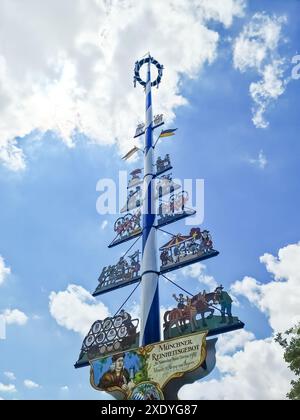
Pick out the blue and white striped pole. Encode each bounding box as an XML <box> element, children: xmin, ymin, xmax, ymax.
<box><xmin>140</xmin><ymin>56</ymin><xmax>160</xmax><ymax>346</ymax></box>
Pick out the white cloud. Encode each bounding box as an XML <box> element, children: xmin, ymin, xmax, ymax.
<box><xmin>248</xmin><ymin>149</ymin><xmax>267</xmax><ymax>169</ymax></box>
<box><xmin>0</xmin><ymin>383</ymin><xmax>17</xmax><ymax>393</ymax></box>
<box><xmin>250</xmin><ymin>60</ymin><xmax>286</xmax><ymax>128</ymax></box>
<box><xmin>195</xmin><ymin>0</ymin><xmax>246</xmax><ymax>28</ymax></box>
<box><xmin>24</xmin><ymin>380</ymin><xmax>40</xmax><ymax>389</ymax></box>
<box><xmin>233</xmin><ymin>13</ymin><xmax>287</xmax><ymax>128</ymax></box>
<box><xmin>233</xmin><ymin>13</ymin><xmax>285</xmax><ymax>72</ymax></box>
<box><xmin>217</xmin><ymin>329</ymin><xmax>255</xmax><ymax>356</ymax></box>
<box><xmin>49</xmin><ymin>284</ymin><xmax>110</xmax><ymax>336</ymax></box>
<box><xmin>2</xmin><ymin>309</ymin><xmax>28</xmax><ymax>326</ymax></box>
<box><xmin>4</xmin><ymin>372</ymin><xmax>16</xmax><ymax>381</ymax></box>
<box><xmin>232</xmin><ymin>242</ymin><xmax>300</xmax><ymax>332</ymax></box>
<box><xmin>0</xmin><ymin>0</ymin><xmax>245</xmax><ymax>170</ymax></box>
<box><xmin>179</xmin><ymin>339</ymin><xmax>293</xmax><ymax>400</ymax></box>
<box><xmin>182</xmin><ymin>263</ymin><xmax>218</xmax><ymax>290</ymax></box>
<box><xmin>180</xmin><ymin>242</ymin><xmax>300</xmax><ymax>400</ymax></box>
<box><xmin>61</xmin><ymin>386</ymin><xmax>69</xmax><ymax>392</ymax></box>
<box><xmin>0</xmin><ymin>255</ymin><xmax>11</xmax><ymax>286</ymax></box>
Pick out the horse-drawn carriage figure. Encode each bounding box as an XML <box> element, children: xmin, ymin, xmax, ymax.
<box><xmin>163</xmin><ymin>286</ymin><xmax>244</xmax><ymax>340</ymax></box>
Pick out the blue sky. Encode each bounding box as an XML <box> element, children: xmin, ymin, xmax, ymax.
<box><xmin>0</xmin><ymin>0</ymin><xmax>300</xmax><ymax>400</ymax></box>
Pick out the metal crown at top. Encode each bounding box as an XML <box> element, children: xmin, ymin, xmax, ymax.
<box><xmin>134</xmin><ymin>55</ymin><xmax>164</xmax><ymax>88</ymax></box>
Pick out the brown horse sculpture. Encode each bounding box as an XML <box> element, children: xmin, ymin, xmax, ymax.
<box><xmin>191</xmin><ymin>292</ymin><xmax>216</xmax><ymax>327</ymax></box>
<box><xmin>163</xmin><ymin>301</ymin><xmax>198</xmax><ymax>337</ymax></box>
<box><xmin>163</xmin><ymin>292</ymin><xmax>218</xmax><ymax>337</ymax></box>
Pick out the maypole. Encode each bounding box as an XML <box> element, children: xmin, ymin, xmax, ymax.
<box><xmin>140</xmin><ymin>55</ymin><xmax>160</xmax><ymax>346</ymax></box>
<box><xmin>75</xmin><ymin>54</ymin><xmax>245</xmax><ymax>401</ymax></box>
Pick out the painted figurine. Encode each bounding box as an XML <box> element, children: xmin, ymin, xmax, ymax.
<box><xmin>172</xmin><ymin>293</ymin><xmax>187</xmax><ymax>309</ymax></box>
<box><xmin>214</xmin><ymin>285</ymin><xmax>233</xmax><ymax>324</ymax></box>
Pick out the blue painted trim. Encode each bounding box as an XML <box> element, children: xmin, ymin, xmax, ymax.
<box><xmin>141</xmin><ymin>286</ymin><xmax>160</xmax><ymax>346</ymax></box>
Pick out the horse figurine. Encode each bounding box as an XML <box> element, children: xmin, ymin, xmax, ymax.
<box><xmin>191</xmin><ymin>292</ymin><xmax>215</xmax><ymax>327</ymax></box>
<box><xmin>163</xmin><ymin>298</ymin><xmax>198</xmax><ymax>338</ymax></box>
<box><xmin>163</xmin><ymin>291</ymin><xmax>218</xmax><ymax>338</ymax></box>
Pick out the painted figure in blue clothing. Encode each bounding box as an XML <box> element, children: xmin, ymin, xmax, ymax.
<box><xmin>214</xmin><ymin>285</ymin><xmax>233</xmax><ymax>325</ymax></box>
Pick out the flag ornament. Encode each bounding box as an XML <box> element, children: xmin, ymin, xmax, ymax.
<box><xmin>122</xmin><ymin>146</ymin><xmax>140</xmax><ymax>160</ymax></box>
<box><xmin>159</xmin><ymin>128</ymin><xmax>177</xmax><ymax>138</ymax></box>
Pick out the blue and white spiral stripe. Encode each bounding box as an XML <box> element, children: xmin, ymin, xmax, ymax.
<box><xmin>140</xmin><ymin>57</ymin><xmax>160</xmax><ymax>346</ymax></box>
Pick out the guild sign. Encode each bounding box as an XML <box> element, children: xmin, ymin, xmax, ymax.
<box><xmin>133</xmin><ymin>115</ymin><xmax>164</xmax><ymax>138</ymax></box>
<box><xmin>164</xmin><ymin>286</ymin><xmax>244</xmax><ymax>340</ymax></box>
<box><xmin>89</xmin><ymin>331</ymin><xmax>217</xmax><ymax>400</ymax></box>
<box><xmin>156</xmin><ymin>154</ymin><xmax>172</xmax><ymax>176</ymax></box>
<box><xmin>157</xmin><ymin>191</ymin><xmax>196</xmax><ymax>228</ymax></box>
<box><xmin>128</xmin><ymin>169</ymin><xmax>143</xmax><ymax>189</ymax></box>
<box><xmin>93</xmin><ymin>251</ymin><xmax>141</xmax><ymax>296</ymax></box>
<box><xmin>134</xmin><ymin>123</ymin><xmax>145</xmax><ymax>138</ymax></box>
<box><xmin>153</xmin><ymin>114</ymin><xmax>164</xmax><ymax>130</ymax></box>
<box><xmin>122</xmin><ymin>172</ymin><xmax>181</xmax><ymax>215</ymax></box>
<box><xmin>156</xmin><ymin>174</ymin><xmax>180</xmax><ymax>198</ymax></box>
<box><xmin>121</xmin><ymin>186</ymin><xmax>143</xmax><ymax>213</ymax></box>
<box><xmin>75</xmin><ymin>310</ymin><xmax>139</xmax><ymax>368</ymax></box>
<box><xmin>160</xmin><ymin>228</ymin><xmax>219</xmax><ymax>273</ymax></box>
<box><xmin>109</xmin><ymin>211</ymin><xmax>142</xmax><ymax>248</ymax></box>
